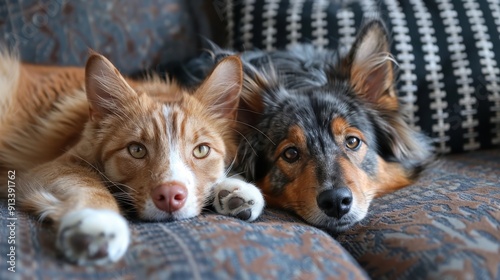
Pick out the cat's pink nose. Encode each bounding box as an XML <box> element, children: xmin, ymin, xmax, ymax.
<box><xmin>151</xmin><ymin>183</ymin><xmax>187</xmax><ymax>213</ymax></box>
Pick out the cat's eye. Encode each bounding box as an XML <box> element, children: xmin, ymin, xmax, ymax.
<box><xmin>346</xmin><ymin>136</ymin><xmax>361</xmax><ymax>151</ymax></box>
<box><xmin>128</xmin><ymin>143</ymin><xmax>147</xmax><ymax>159</ymax></box>
<box><xmin>281</xmin><ymin>147</ymin><xmax>299</xmax><ymax>163</ymax></box>
<box><xmin>193</xmin><ymin>144</ymin><xmax>211</xmax><ymax>159</ymax></box>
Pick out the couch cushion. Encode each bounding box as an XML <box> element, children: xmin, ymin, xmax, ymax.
<box><xmin>0</xmin><ymin>202</ymin><xmax>368</xmax><ymax>279</ymax></box>
<box><xmin>0</xmin><ymin>0</ymin><xmax>220</xmax><ymax>75</ymax></box>
<box><xmin>223</xmin><ymin>0</ymin><xmax>500</xmax><ymax>153</ymax></box>
<box><xmin>335</xmin><ymin>149</ymin><xmax>500</xmax><ymax>279</ymax></box>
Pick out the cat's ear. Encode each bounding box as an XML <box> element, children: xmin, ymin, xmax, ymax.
<box><xmin>85</xmin><ymin>52</ymin><xmax>136</xmax><ymax>121</ymax></box>
<box><xmin>194</xmin><ymin>55</ymin><xmax>243</xmax><ymax>119</ymax></box>
<box><xmin>339</xmin><ymin>20</ymin><xmax>398</xmax><ymax>110</ymax></box>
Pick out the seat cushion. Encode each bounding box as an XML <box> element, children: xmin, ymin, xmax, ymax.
<box><xmin>0</xmin><ymin>202</ymin><xmax>368</xmax><ymax>279</ymax></box>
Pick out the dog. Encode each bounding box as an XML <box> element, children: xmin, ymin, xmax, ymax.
<box><xmin>177</xmin><ymin>19</ymin><xmax>434</xmax><ymax>232</ymax></box>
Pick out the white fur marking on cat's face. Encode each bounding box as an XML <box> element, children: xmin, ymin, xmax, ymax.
<box><xmin>142</xmin><ymin>148</ymin><xmax>199</xmax><ymax>220</ymax></box>
<box><xmin>166</xmin><ymin>148</ymin><xmax>198</xmax><ymax>217</ymax></box>
<box><xmin>141</xmin><ymin>106</ymin><xmax>199</xmax><ymax>220</ymax></box>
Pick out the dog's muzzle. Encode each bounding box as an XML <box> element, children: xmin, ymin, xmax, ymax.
<box><xmin>316</xmin><ymin>187</ymin><xmax>353</xmax><ymax>219</ymax></box>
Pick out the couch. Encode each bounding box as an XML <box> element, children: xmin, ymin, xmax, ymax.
<box><xmin>1</xmin><ymin>1</ymin><xmax>498</xmax><ymax>279</ymax></box>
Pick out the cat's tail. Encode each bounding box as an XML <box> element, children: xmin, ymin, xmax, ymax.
<box><xmin>0</xmin><ymin>50</ymin><xmax>20</xmax><ymax>180</ymax></box>
<box><xmin>0</xmin><ymin>49</ymin><xmax>20</xmax><ymax>121</ymax></box>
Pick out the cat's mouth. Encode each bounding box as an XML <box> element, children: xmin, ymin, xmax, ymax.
<box><xmin>137</xmin><ymin>198</ymin><xmax>201</xmax><ymax>222</ymax></box>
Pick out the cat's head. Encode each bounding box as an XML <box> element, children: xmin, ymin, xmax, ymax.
<box><xmin>80</xmin><ymin>53</ymin><xmax>242</xmax><ymax>221</ymax></box>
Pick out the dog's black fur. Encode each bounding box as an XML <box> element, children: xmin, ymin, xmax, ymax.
<box><xmin>179</xmin><ymin>19</ymin><xmax>433</xmax><ymax>231</ymax></box>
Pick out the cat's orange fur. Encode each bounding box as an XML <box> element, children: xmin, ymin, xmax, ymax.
<box><xmin>0</xmin><ymin>52</ymin><xmax>249</xmax><ymax>265</ymax></box>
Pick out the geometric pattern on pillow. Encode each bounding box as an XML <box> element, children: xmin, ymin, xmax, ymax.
<box><xmin>222</xmin><ymin>0</ymin><xmax>500</xmax><ymax>153</ymax></box>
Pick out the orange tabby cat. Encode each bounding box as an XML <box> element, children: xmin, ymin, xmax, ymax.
<box><xmin>0</xmin><ymin>52</ymin><xmax>264</xmax><ymax>265</ymax></box>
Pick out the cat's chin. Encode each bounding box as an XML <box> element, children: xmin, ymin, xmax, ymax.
<box><xmin>139</xmin><ymin>213</ymin><xmax>199</xmax><ymax>223</ymax></box>
<box><xmin>148</xmin><ymin>212</ymin><xmax>199</xmax><ymax>221</ymax></box>
<box><xmin>143</xmin><ymin>216</ymin><xmax>190</xmax><ymax>223</ymax></box>
<box><xmin>138</xmin><ymin>199</ymin><xmax>201</xmax><ymax>222</ymax></box>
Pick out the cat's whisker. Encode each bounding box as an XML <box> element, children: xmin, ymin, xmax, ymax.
<box><xmin>236</xmin><ymin>108</ymin><xmax>264</xmax><ymax>115</ymax></box>
<box><xmin>228</xmin><ymin>171</ymin><xmax>245</xmax><ymax>178</ymax></box>
<box><xmin>231</xmin><ymin>128</ymin><xmax>257</xmax><ymax>156</ymax></box>
<box><xmin>112</xmin><ymin>194</ymin><xmax>134</xmax><ymax>203</ymax></box>
<box><xmin>65</xmin><ymin>152</ymin><xmax>138</xmax><ymax>194</ymax></box>
<box><xmin>234</xmin><ymin>120</ymin><xmax>275</xmax><ymax>145</ymax></box>
<box><xmin>112</xmin><ymin>196</ymin><xmax>135</xmax><ymax>208</ymax></box>
<box><xmin>107</xmin><ymin>182</ymin><xmax>138</xmax><ymax>194</ymax></box>
<box><xmin>224</xmin><ymin>152</ymin><xmax>238</xmax><ymax>174</ymax></box>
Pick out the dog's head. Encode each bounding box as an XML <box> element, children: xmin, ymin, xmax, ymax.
<box><xmin>237</xmin><ymin>20</ymin><xmax>433</xmax><ymax>231</ymax></box>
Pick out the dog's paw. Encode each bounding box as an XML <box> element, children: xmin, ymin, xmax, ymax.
<box><xmin>213</xmin><ymin>177</ymin><xmax>264</xmax><ymax>222</ymax></box>
<box><xmin>57</xmin><ymin>208</ymin><xmax>130</xmax><ymax>265</ymax></box>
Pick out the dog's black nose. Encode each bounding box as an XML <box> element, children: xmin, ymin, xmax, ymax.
<box><xmin>316</xmin><ymin>188</ymin><xmax>353</xmax><ymax>219</ymax></box>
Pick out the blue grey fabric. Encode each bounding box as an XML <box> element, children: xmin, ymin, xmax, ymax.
<box><xmin>1</xmin><ymin>150</ymin><xmax>498</xmax><ymax>279</ymax></box>
<box><xmin>0</xmin><ymin>203</ymin><xmax>367</xmax><ymax>279</ymax></box>
<box><xmin>0</xmin><ymin>0</ymin><xmax>218</xmax><ymax>75</ymax></box>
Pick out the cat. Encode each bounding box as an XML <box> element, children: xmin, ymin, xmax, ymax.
<box><xmin>0</xmin><ymin>52</ymin><xmax>264</xmax><ymax>265</ymax></box>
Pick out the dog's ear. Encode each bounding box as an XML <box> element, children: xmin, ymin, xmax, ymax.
<box><xmin>340</xmin><ymin>20</ymin><xmax>398</xmax><ymax>111</ymax></box>
<box><xmin>340</xmin><ymin>21</ymin><xmax>434</xmax><ymax>176</ymax></box>
<box><xmin>194</xmin><ymin>55</ymin><xmax>243</xmax><ymax>120</ymax></box>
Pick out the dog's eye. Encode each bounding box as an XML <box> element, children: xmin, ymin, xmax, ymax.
<box><xmin>346</xmin><ymin>136</ymin><xmax>361</xmax><ymax>150</ymax></box>
<box><xmin>282</xmin><ymin>147</ymin><xmax>299</xmax><ymax>163</ymax></box>
<box><xmin>128</xmin><ymin>143</ymin><xmax>147</xmax><ymax>159</ymax></box>
<box><xmin>193</xmin><ymin>144</ymin><xmax>211</xmax><ymax>159</ymax></box>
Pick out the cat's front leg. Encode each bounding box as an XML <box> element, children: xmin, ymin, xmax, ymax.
<box><xmin>57</xmin><ymin>208</ymin><xmax>130</xmax><ymax>265</ymax></box>
<box><xmin>19</xmin><ymin>161</ymin><xmax>130</xmax><ymax>265</ymax></box>
<box><xmin>213</xmin><ymin>176</ymin><xmax>265</xmax><ymax>221</ymax></box>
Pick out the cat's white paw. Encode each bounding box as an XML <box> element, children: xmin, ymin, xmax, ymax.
<box><xmin>213</xmin><ymin>177</ymin><xmax>264</xmax><ymax>222</ymax></box>
<box><xmin>57</xmin><ymin>208</ymin><xmax>130</xmax><ymax>265</ymax></box>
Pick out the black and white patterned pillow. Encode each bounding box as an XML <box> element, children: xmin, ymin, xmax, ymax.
<box><xmin>220</xmin><ymin>0</ymin><xmax>500</xmax><ymax>154</ymax></box>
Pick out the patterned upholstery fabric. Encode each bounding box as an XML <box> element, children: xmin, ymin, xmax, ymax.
<box><xmin>1</xmin><ymin>151</ymin><xmax>497</xmax><ymax>279</ymax></box>
<box><xmin>0</xmin><ymin>203</ymin><xmax>367</xmax><ymax>279</ymax></box>
<box><xmin>0</xmin><ymin>0</ymin><xmax>222</xmax><ymax>75</ymax></box>
<box><xmin>1</xmin><ymin>1</ymin><xmax>499</xmax><ymax>279</ymax></box>
<box><xmin>223</xmin><ymin>0</ymin><xmax>500</xmax><ymax>154</ymax></box>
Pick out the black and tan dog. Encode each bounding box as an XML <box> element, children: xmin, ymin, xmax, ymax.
<box><xmin>181</xmin><ymin>19</ymin><xmax>433</xmax><ymax>231</ymax></box>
